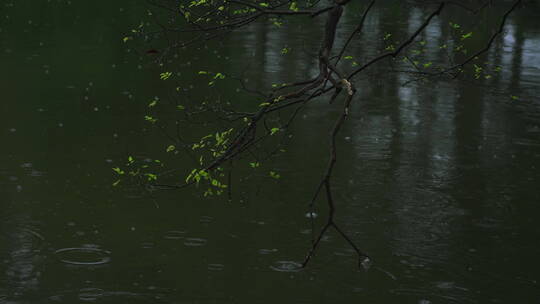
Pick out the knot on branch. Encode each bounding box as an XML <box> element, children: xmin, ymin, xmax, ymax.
<box><xmin>340</xmin><ymin>79</ymin><xmax>353</xmax><ymax>96</ymax></box>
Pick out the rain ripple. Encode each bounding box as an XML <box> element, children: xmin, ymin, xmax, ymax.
<box><xmin>163</xmin><ymin>230</ymin><xmax>185</xmax><ymax>240</ymax></box>
<box><xmin>258</xmin><ymin>248</ymin><xmax>278</xmax><ymax>255</ymax></box>
<box><xmin>78</xmin><ymin>288</ymin><xmax>104</xmax><ymax>301</ymax></box>
<box><xmin>270</xmin><ymin>261</ymin><xmax>303</xmax><ymax>272</ymax></box>
<box><xmin>207</xmin><ymin>263</ymin><xmax>224</xmax><ymax>271</ymax></box>
<box><xmin>183</xmin><ymin>238</ymin><xmax>207</xmax><ymax>247</ymax></box>
<box><xmin>55</xmin><ymin>245</ymin><xmax>111</xmax><ymax>266</ymax></box>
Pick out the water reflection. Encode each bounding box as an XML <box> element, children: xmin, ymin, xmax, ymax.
<box><xmin>1</xmin><ymin>0</ymin><xmax>540</xmax><ymax>303</ymax></box>
<box><xmin>1</xmin><ymin>220</ymin><xmax>44</xmax><ymax>301</ymax></box>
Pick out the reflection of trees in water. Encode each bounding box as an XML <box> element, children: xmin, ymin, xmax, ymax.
<box><xmin>230</xmin><ymin>2</ymin><xmax>539</xmax><ymax>103</ymax></box>
<box><xmin>225</xmin><ymin>1</ymin><xmax>540</xmax><ymax>234</ymax></box>
<box><xmin>2</xmin><ymin>217</ymin><xmax>42</xmax><ymax>301</ymax></box>
<box><xmin>300</xmin><ymin>0</ymin><xmax>540</xmax><ymax>268</ymax></box>
<box><xmin>310</xmin><ymin>6</ymin><xmax>540</xmax><ymax>298</ymax></box>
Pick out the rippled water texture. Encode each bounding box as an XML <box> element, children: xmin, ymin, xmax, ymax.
<box><xmin>1</xmin><ymin>1</ymin><xmax>540</xmax><ymax>303</ymax></box>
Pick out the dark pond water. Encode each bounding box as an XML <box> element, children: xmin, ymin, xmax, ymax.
<box><xmin>1</xmin><ymin>1</ymin><xmax>540</xmax><ymax>303</ymax></box>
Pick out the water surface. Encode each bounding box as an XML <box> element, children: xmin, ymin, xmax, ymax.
<box><xmin>1</xmin><ymin>1</ymin><xmax>540</xmax><ymax>303</ymax></box>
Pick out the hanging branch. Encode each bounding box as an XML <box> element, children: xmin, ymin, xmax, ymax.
<box><xmin>130</xmin><ymin>0</ymin><xmax>524</xmax><ymax>268</ymax></box>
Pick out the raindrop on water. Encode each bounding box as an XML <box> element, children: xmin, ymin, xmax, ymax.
<box><xmin>270</xmin><ymin>261</ymin><xmax>302</xmax><ymax>272</ymax></box>
<box><xmin>360</xmin><ymin>257</ymin><xmax>372</xmax><ymax>270</ymax></box>
<box><xmin>78</xmin><ymin>288</ymin><xmax>104</xmax><ymax>301</ymax></box>
<box><xmin>184</xmin><ymin>238</ymin><xmax>207</xmax><ymax>247</ymax></box>
<box><xmin>163</xmin><ymin>230</ymin><xmax>185</xmax><ymax>240</ymax></box>
<box><xmin>305</xmin><ymin>212</ymin><xmax>318</xmax><ymax>219</ymax></box>
<box><xmin>208</xmin><ymin>264</ymin><xmax>224</xmax><ymax>271</ymax></box>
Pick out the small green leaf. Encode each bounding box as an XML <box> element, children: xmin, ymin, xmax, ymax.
<box><xmin>160</xmin><ymin>72</ymin><xmax>172</xmax><ymax>80</ymax></box>
<box><xmin>289</xmin><ymin>1</ymin><xmax>298</xmax><ymax>11</ymax></box>
<box><xmin>145</xmin><ymin>116</ymin><xmax>157</xmax><ymax>123</ymax></box>
<box><xmin>213</xmin><ymin>72</ymin><xmax>225</xmax><ymax>79</ymax></box>
<box><xmin>461</xmin><ymin>32</ymin><xmax>473</xmax><ymax>40</ymax></box>
<box><xmin>145</xmin><ymin>173</ymin><xmax>158</xmax><ymax>181</ymax></box>
<box><xmin>112</xmin><ymin>167</ymin><xmax>125</xmax><ymax>175</ymax></box>
<box><xmin>269</xmin><ymin>171</ymin><xmax>281</xmax><ymax>179</ymax></box>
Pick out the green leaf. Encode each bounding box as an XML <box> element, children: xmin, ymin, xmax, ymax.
<box><xmin>289</xmin><ymin>1</ymin><xmax>298</xmax><ymax>11</ymax></box>
<box><xmin>112</xmin><ymin>167</ymin><xmax>125</xmax><ymax>175</ymax></box>
<box><xmin>145</xmin><ymin>116</ymin><xmax>158</xmax><ymax>123</ymax></box>
<box><xmin>160</xmin><ymin>72</ymin><xmax>172</xmax><ymax>80</ymax></box>
<box><xmin>461</xmin><ymin>32</ymin><xmax>473</xmax><ymax>40</ymax></box>
<box><xmin>145</xmin><ymin>173</ymin><xmax>158</xmax><ymax>181</ymax></box>
<box><xmin>269</xmin><ymin>171</ymin><xmax>281</xmax><ymax>179</ymax></box>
